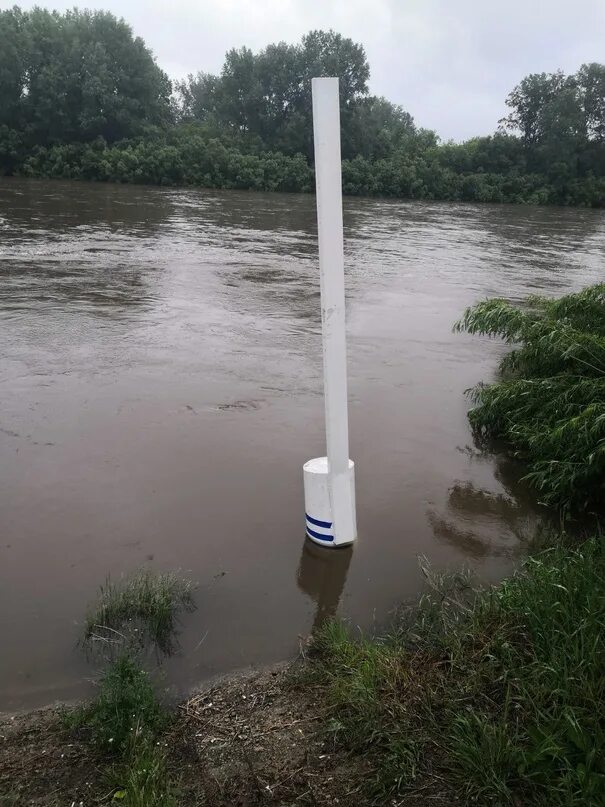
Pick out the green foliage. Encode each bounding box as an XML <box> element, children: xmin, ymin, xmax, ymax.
<box><xmin>314</xmin><ymin>537</ymin><xmax>605</xmax><ymax>805</ymax></box>
<box><xmin>501</xmin><ymin>66</ymin><xmax>605</xmax><ymax>148</ymax></box>
<box><xmin>0</xmin><ymin>6</ymin><xmax>171</xmax><ymax>148</ymax></box>
<box><xmin>20</xmin><ymin>132</ymin><xmax>315</xmax><ymax>191</ymax></box>
<box><xmin>64</xmin><ymin>568</ymin><xmax>195</xmax><ymax>804</ymax></box>
<box><xmin>456</xmin><ymin>285</ymin><xmax>605</xmax><ymax>513</ymax></box>
<box><xmin>67</xmin><ymin>655</ymin><xmax>166</xmax><ymax>754</ymax></box>
<box><xmin>84</xmin><ymin>569</ymin><xmax>196</xmax><ymax>655</ymax></box>
<box><xmin>498</xmin><ymin>65</ymin><xmax>605</xmax><ymax>204</ymax></box>
<box><xmin>0</xmin><ymin>125</ymin><xmax>25</xmax><ymax>175</ymax></box>
<box><xmin>66</xmin><ymin>655</ymin><xmax>179</xmax><ymax>804</ymax></box>
<box><xmin>108</xmin><ymin>738</ymin><xmax>178</xmax><ymax>806</ymax></box>
<box><xmin>1</xmin><ymin>10</ymin><xmax>604</xmax><ymax>205</ymax></box>
<box><xmin>176</xmin><ymin>30</ymin><xmax>370</xmax><ymax>161</ymax></box>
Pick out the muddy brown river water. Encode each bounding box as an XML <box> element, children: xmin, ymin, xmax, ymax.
<box><xmin>0</xmin><ymin>178</ymin><xmax>603</xmax><ymax>710</ymax></box>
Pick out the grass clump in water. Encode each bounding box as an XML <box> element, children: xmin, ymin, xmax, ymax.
<box><xmin>84</xmin><ymin>569</ymin><xmax>195</xmax><ymax>655</ymax></box>
<box><xmin>313</xmin><ymin>537</ymin><xmax>605</xmax><ymax>805</ymax></box>
<box><xmin>455</xmin><ymin>283</ymin><xmax>605</xmax><ymax>514</ymax></box>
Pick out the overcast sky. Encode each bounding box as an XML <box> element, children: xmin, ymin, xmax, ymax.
<box><xmin>11</xmin><ymin>0</ymin><xmax>605</xmax><ymax>141</ymax></box>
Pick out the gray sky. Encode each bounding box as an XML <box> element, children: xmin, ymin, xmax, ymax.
<box><xmin>11</xmin><ymin>0</ymin><xmax>605</xmax><ymax>141</ymax></box>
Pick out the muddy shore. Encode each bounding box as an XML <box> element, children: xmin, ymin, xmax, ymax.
<box><xmin>1</xmin><ymin>662</ymin><xmax>383</xmax><ymax>807</ymax></box>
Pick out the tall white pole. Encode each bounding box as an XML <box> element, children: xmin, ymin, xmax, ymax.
<box><xmin>303</xmin><ymin>77</ymin><xmax>357</xmax><ymax>548</ymax></box>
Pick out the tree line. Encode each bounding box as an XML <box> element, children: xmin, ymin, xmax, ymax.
<box><xmin>1</xmin><ymin>6</ymin><xmax>604</xmax><ymax>206</ymax></box>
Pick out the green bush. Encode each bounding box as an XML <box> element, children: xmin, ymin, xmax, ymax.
<box><xmin>9</xmin><ymin>127</ymin><xmax>604</xmax><ymax>205</ymax></box>
<box><xmin>456</xmin><ymin>284</ymin><xmax>605</xmax><ymax>513</ymax></box>
<box><xmin>19</xmin><ymin>134</ymin><xmax>315</xmax><ymax>193</ymax></box>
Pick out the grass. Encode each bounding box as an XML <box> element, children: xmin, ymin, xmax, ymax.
<box><xmin>84</xmin><ymin>569</ymin><xmax>196</xmax><ymax>655</ymax></box>
<box><xmin>62</xmin><ymin>569</ymin><xmax>196</xmax><ymax>804</ymax></box>
<box><xmin>65</xmin><ymin>655</ymin><xmax>178</xmax><ymax>804</ymax></box>
<box><xmin>454</xmin><ymin>283</ymin><xmax>605</xmax><ymax>514</ymax></box>
<box><xmin>65</xmin><ymin>654</ymin><xmax>167</xmax><ymax>753</ymax></box>
<box><xmin>313</xmin><ymin>537</ymin><xmax>605</xmax><ymax>805</ymax></box>
<box><xmin>106</xmin><ymin>738</ymin><xmax>179</xmax><ymax>806</ymax></box>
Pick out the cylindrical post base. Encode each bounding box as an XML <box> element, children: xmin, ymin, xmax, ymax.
<box><xmin>303</xmin><ymin>457</ymin><xmax>356</xmax><ymax>547</ymax></box>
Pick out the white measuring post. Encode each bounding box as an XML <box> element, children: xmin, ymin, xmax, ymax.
<box><xmin>303</xmin><ymin>77</ymin><xmax>357</xmax><ymax>548</ymax></box>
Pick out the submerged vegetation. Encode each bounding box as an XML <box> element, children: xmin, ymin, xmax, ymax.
<box><xmin>456</xmin><ymin>284</ymin><xmax>605</xmax><ymax>513</ymax></box>
<box><xmin>84</xmin><ymin>569</ymin><xmax>196</xmax><ymax>655</ymax></box>
<box><xmin>1</xmin><ymin>7</ymin><xmax>605</xmax><ymax>205</ymax></box>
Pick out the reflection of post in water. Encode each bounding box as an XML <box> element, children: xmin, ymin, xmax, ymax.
<box><xmin>296</xmin><ymin>538</ymin><xmax>353</xmax><ymax>632</ymax></box>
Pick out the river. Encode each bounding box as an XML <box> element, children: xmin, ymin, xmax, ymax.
<box><xmin>1</xmin><ymin>178</ymin><xmax>603</xmax><ymax>710</ymax></box>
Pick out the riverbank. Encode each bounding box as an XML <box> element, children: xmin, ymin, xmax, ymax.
<box><xmin>3</xmin><ymin>534</ymin><xmax>604</xmax><ymax>806</ymax></box>
<box><xmin>1</xmin><ymin>662</ymin><xmax>366</xmax><ymax>807</ymax></box>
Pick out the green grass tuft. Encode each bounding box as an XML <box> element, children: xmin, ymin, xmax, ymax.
<box><xmin>66</xmin><ymin>654</ymin><xmax>167</xmax><ymax>754</ymax></box>
<box><xmin>107</xmin><ymin>738</ymin><xmax>179</xmax><ymax>806</ymax></box>
<box><xmin>84</xmin><ymin>569</ymin><xmax>195</xmax><ymax>656</ymax></box>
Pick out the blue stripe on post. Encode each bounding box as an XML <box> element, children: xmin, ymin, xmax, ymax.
<box><xmin>306</xmin><ymin>525</ymin><xmax>334</xmax><ymax>542</ymax></box>
<box><xmin>305</xmin><ymin>513</ymin><xmax>333</xmax><ymax>529</ymax></box>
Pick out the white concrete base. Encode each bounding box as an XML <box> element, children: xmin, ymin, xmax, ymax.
<box><xmin>303</xmin><ymin>456</ymin><xmax>356</xmax><ymax>547</ymax></box>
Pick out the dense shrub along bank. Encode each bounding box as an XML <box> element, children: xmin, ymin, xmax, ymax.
<box><xmin>456</xmin><ymin>284</ymin><xmax>605</xmax><ymax>513</ymax></box>
<box><xmin>15</xmin><ymin>134</ymin><xmax>314</xmax><ymax>192</ymax></box>
<box><xmin>11</xmin><ymin>130</ymin><xmax>605</xmax><ymax>205</ymax></box>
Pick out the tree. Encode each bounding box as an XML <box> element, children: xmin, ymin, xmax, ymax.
<box><xmin>298</xmin><ymin>29</ymin><xmax>369</xmax><ymax>107</ymax></box>
<box><xmin>500</xmin><ymin>66</ymin><xmax>605</xmax><ymax>149</ymax></box>
<box><xmin>281</xmin><ymin>29</ymin><xmax>370</xmax><ymax>159</ymax></box>
<box><xmin>176</xmin><ymin>72</ymin><xmax>220</xmax><ymax>124</ymax></box>
<box><xmin>0</xmin><ymin>7</ymin><xmax>172</xmax><ymax>147</ymax></box>
<box><xmin>0</xmin><ymin>6</ymin><xmax>27</xmax><ymax>133</ymax></box>
<box><xmin>577</xmin><ymin>63</ymin><xmax>605</xmax><ymax>141</ymax></box>
<box><xmin>3</xmin><ymin>12</ymin><xmax>604</xmax><ymax>207</ymax></box>
<box><xmin>215</xmin><ymin>46</ymin><xmax>263</xmax><ymax>135</ymax></box>
<box><xmin>500</xmin><ymin>71</ymin><xmax>571</xmax><ymax>145</ymax></box>
<box><xmin>498</xmin><ymin>66</ymin><xmax>605</xmax><ymax>195</ymax></box>
<box><xmin>343</xmin><ymin>96</ymin><xmax>416</xmax><ymax>160</ymax></box>
<box><xmin>175</xmin><ymin>29</ymin><xmax>371</xmax><ymax>159</ymax></box>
